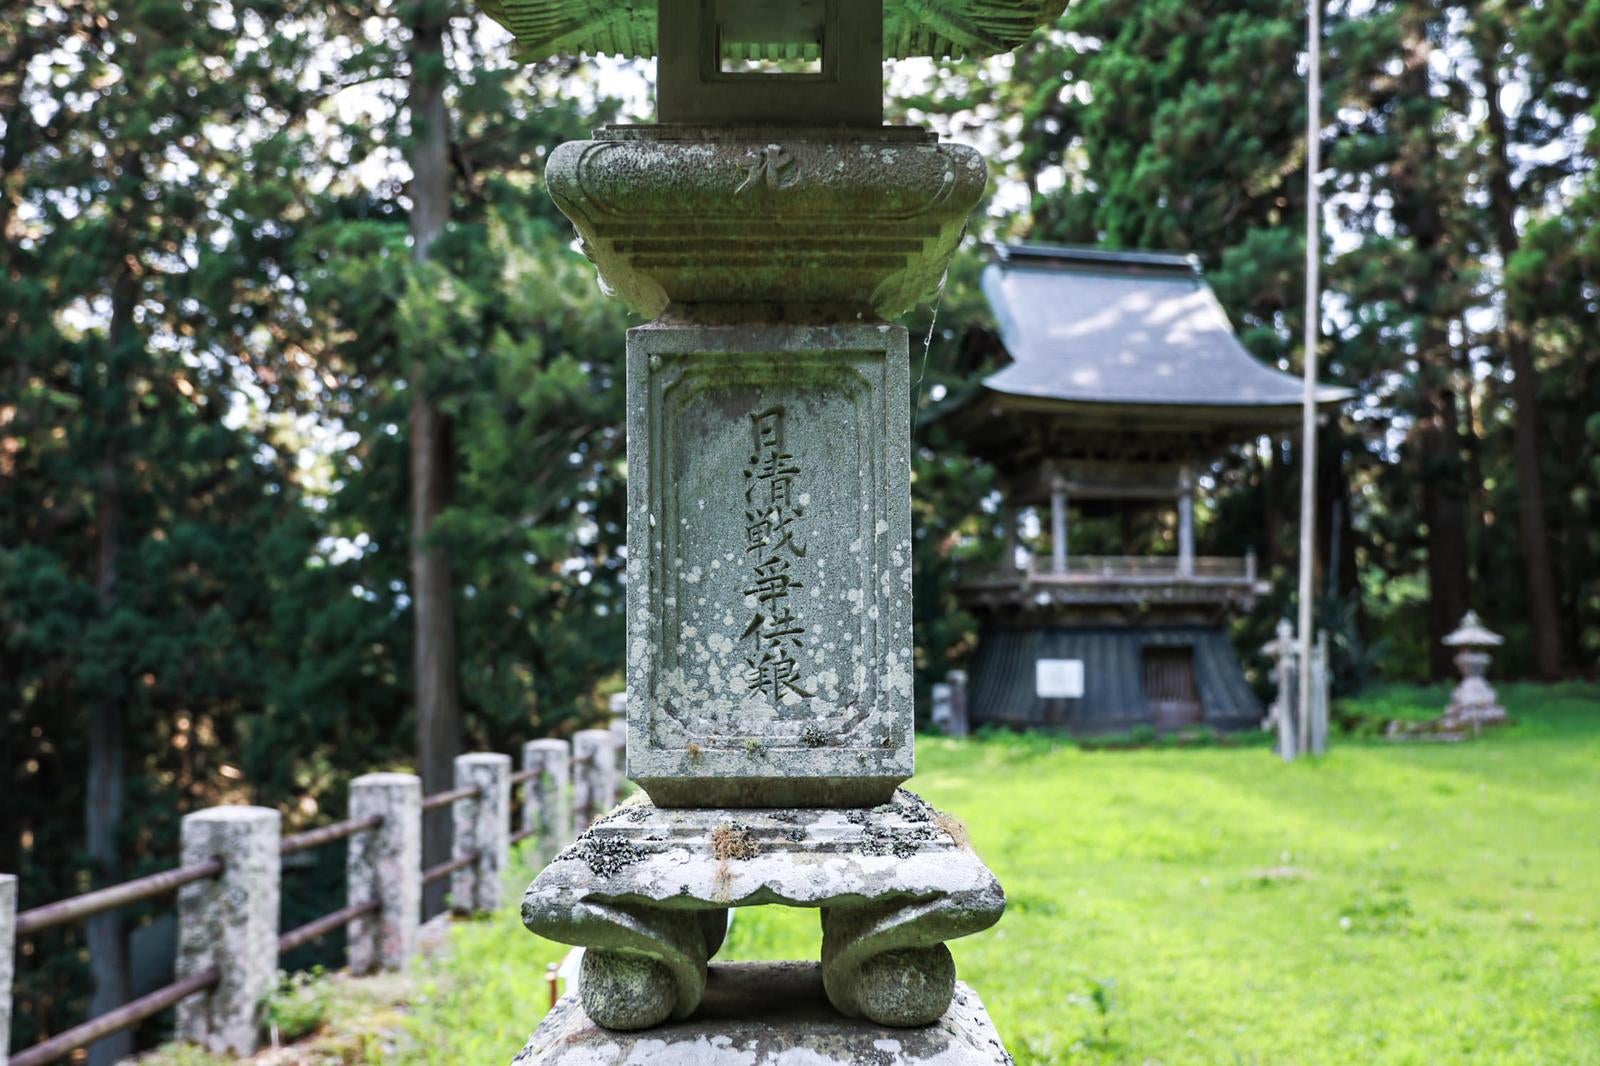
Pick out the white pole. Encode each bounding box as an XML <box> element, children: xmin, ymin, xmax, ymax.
<box><xmin>1297</xmin><ymin>0</ymin><xmax>1322</xmax><ymax>755</ymax></box>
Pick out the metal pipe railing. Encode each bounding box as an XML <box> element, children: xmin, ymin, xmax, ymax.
<box><xmin>421</xmin><ymin>851</ymin><xmax>477</xmax><ymax>886</ymax></box>
<box><xmin>420</xmin><ymin>784</ymin><xmax>480</xmax><ymax>812</ymax></box>
<box><xmin>7</xmin><ymin>742</ymin><xmax>581</xmax><ymax>1061</ymax></box>
<box><xmin>280</xmin><ymin>814</ymin><xmax>384</xmax><ymax>856</ymax></box>
<box><xmin>278</xmin><ymin>898</ymin><xmax>382</xmax><ymax>954</ymax></box>
<box><xmin>14</xmin><ymin>859</ymin><xmax>223</xmax><ymax>937</ymax></box>
<box><xmin>11</xmin><ymin>968</ymin><xmax>221</xmax><ymax>1066</ymax></box>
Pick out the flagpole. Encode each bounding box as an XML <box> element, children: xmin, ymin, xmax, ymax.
<box><xmin>1297</xmin><ymin>0</ymin><xmax>1322</xmax><ymax>755</ymax></box>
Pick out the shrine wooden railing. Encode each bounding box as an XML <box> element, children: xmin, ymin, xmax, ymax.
<box><xmin>969</xmin><ymin>552</ymin><xmax>1260</xmax><ymax>585</ymax></box>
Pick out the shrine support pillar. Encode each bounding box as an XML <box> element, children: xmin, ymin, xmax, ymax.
<box><xmin>1050</xmin><ymin>477</ymin><xmax>1069</xmax><ymax>575</ymax></box>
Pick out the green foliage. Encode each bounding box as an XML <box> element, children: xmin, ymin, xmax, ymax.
<box><xmin>265</xmin><ymin>969</ymin><xmax>335</xmax><ymax>1045</ymax></box>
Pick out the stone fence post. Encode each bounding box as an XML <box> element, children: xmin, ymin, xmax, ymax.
<box><xmin>2</xmin><ymin>873</ymin><xmax>14</xmax><ymax>1065</ymax></box>
<box><xmin>452</xmin><ymin>753</ymin><xmax>511</xmax><ymax>915</ymax></box>
<box><xmin>572</xmin><ymin>729</ymin><xmax>617</xmax><ymax>833</ymax></box>
<box><xmin>522</xmin><ymin>739</ymin><xmax>572</xmax><ymax>848</ymax></box>
<box><xmin>347</xmin><ymin>773</ymin><xmax>421</xmax><ymax>974</ymax></box>
<box><xmin>945</xmin><ymin>669</ymin><xmax>971</xmax><ymax>737</ymax></box>
<box><xmin>176</xmin><ymin>806</ymin><xmax>280</xmax><ymax>1055</ymax></box>
<box><xmin>607</xmin><ymin>692</ymin><xmax>628</xmax><ymax>762</ymax></box>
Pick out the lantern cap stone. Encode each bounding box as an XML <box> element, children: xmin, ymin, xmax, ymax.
<box><xmin>479</xmin><ymin>0</ymin><xmax>1068</xmax><ymax>61</ymax></box>
<box><xmin>1442</xmin><ymin>610</ymin><xmax>1503</xmax><ymax>648</ymax></box>
<box><xmin>1262</xmin><ymin>618</ymin><xmax>1296</xmax><ymax>656</ymax></box>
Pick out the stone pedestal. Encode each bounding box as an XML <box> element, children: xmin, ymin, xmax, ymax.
<box><xmin>515</xmin><ymin>963</ymin><xmax>1013</xmax><ymax>1066</ymax></box>
<box><xmin>523</xmin><ymin>790</ymin><xmax>1002</xmax><ymax>1030</ymax></box>
<box><xmin>1441</xmin><ymin>650</ymin><xmax>1507</xmax><ymax>729</ymax></box>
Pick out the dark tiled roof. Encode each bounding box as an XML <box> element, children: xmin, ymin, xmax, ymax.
<box><xmin>980</xmin><ymin>244</ymin><xmax>1352</xmax><ymax>410</ymax></box>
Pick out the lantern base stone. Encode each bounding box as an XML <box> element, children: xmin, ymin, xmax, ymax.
<box><xmin>514</xmin><ymin>962</ymin><xmax>1013</xmax><ymax>1065</ymax></box>
<box><xmin>520</xmin><ymin>792</ymin><xmax>1004</xmax><ymax>1030</ymax></box>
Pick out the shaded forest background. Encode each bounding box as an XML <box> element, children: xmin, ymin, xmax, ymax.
<box><xmin>3</xmin><ymin>0</ymin><xmax>1598</xmax><ymax>1056</ymax></box>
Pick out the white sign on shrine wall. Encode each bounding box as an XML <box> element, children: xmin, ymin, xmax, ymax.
<box><xmin>1035</xmin><ymin>658</ymin><xmax>1085</xmax><ymax>699</ymax></box>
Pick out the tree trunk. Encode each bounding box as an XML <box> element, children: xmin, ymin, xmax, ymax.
<box><xmin>1480</xmin><ymin>43</ymin><xmax>1564</xmax><ymax>677</ymax></box>
<box><xmin>85</xmin><ymin>268</ymin><xmax>137</xmax><ymax>1066</ymax></box>
<box><xmin>1418</xmin><ymin>386</ymin><xmax>1471</xmax><ymax>679</ymax></box>
<box><xmin>1391</xmin><ymin>20</ymin><xmax>1473</xmax><ymax>680</ymax></box>
<box><xmin>406</xmin><ymin>7</ymin><xmax>462</xmax><ymax>918</ymax></box>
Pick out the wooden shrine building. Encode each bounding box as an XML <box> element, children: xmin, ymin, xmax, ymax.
<box><xmin>933</xmin><ymin>244</ymin><xmax>1351</xmax><ymax>733</ymax></box>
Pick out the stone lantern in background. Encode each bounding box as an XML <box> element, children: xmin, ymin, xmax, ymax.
<box><xmin>1262</xmin><ymin>618</ymin><xmax>1298</xmax><ymax>761</ymax></box>
<box><xmin>474</xmin><ymin>0</ymin><xmax>1066</xmax><ymax>1061</ymax></box>
<box><xmin>1439</xmin><ymin>610</ymin><xmax>1507</xmax><ymax>732</ymax></box>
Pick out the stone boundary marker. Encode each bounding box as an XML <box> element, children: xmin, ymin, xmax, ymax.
<box><xmin>1</xmin><ymin>875</ymin><xmax>14</xmax><ymax>1060</ymax></box>
<box><xmin>571</xmin><ymin>729</ymin><xmax>619</xmax><ymax>833</ymax></box>
<box><xmin>2</xmin><ymin>728</ymin><xmax>623</xmax><ymax>1065</ymax></box>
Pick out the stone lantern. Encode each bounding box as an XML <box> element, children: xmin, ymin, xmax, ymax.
<box><xmin>1439</xmin><ymin>610</ymin><xmax>1506</xmax><ymax>731</ymax></box>
<box><xmin>474</xmin><ymin>1</ymin><xmax>1067</xmax><ymax>1061</ymax></box>
<box><xmin>1262</xmin><ymin>618</ymin><xmax>1298</xmax><ymax>761</ymax></box>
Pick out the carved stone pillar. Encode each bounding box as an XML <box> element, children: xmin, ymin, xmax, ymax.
<box><xmin>472</xmin><ymin>0</ymin><xmax>1066</xmax><ymax>1053</ymax></box>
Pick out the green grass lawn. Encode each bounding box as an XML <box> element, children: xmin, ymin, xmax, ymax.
<box><xmin>154</xmin><ymin>682</ymin><xmax>1600</xmax><ymax>1064</ymax></box>
<box><xmin>718</xmin><ymin>682</ymin><xmax>1600</xmax><ymax>1064</ymax></box>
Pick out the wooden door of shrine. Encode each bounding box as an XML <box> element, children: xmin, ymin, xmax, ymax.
<box><xmin>1143</xmin><ymin>645</ymin><xmax>1201</xmax><ymax>729</ymax></box>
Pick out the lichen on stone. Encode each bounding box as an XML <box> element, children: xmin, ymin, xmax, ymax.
<box><xmin>555</xmin><ymin>832</ymin><xmax>644</xmax><ymax>877</ymax></box>
<box><xmin>709</xmin><ymin>822</ymin><xmax>760</xmax><ymax>861</ymax></box>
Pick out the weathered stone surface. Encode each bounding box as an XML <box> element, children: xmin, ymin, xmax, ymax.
<box><xmin>523</xmin><ymin>791</ymin><xmax>1002</xmax><ymax>1027</ymax></box>
<box><xmin>574</xmin><ymin>729</ymin><xmax>619</xmax><ymax>831</ymax></box>
<box><xmin>625</xmin><ymin>322</ymin><xmax>915</xmax><ymax>809</ymax></box>
<box><xmin>514</xmin><ymin>962</ymin><xmax>1014</xmax><ymax>1065</ymax></box>
<box><xmin>608</xmin><ymin>692</ymin><xmax>629</xmax><ymax>760</ymax></box>
<box><xmin>523</xmin><ymin>738</ymin><xmax>573</xmax><ymax>848</ymax></box>
<box><xmin>580</xmin><ymin>949</ymin><xmax>685</xmax><ymax>1031</ymax></box>
<box><xmin>824</xmin><ymin>925</ymin><xmax>956</xmax><ymax>1027</ymax></box>
<box><xmin>453</xmin><ymin>753</ymin><xmax>512</xmax><ymax>914</ymax></box>
<box><xmin>348</xmin><ymin>772</ymin><xmax>421</xmax><ymax>973</ymax></box>
<box><xmin>1</xmin><ymin>873</ymin><xmax>15</xmax><ymax>1059</ymax></box>
<box><xmin>547</xmin><ymin>129</ymin><xmax>985</xmax><ymax>320</ymax></box>
<box><xmin>176</xmin><ymin>806</ymin><xmax>280</xmax><ymax>1055</ymax></box>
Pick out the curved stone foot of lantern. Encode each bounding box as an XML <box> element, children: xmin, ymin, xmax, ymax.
<box><xmin>528</xmin><ymin>897</ymin><xmax>713</xmax><ymax>1030</ymax></box>
<box><xmin>822</xmin><ymin>911</ymin><xmax>963</xmax><ymax>1027</ymax></box>
<box><xmin>521</xmin><ymin>791</ymin><xmax>1004</xmax><ymax>1031</ymax></box>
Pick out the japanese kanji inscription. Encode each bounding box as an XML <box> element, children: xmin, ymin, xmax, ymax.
<box><xmin>624</xmin><ymin>323</ymin><xmax>914</xmax><ymax>807</ymax></box>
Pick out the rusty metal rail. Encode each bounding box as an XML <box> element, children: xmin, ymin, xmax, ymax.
<box><xmin>14</xmin><ymin>860</ymin><xmax>224</xmax><ymax>938</ymax></box>
<box><xmin>510</xmin><ymin>825</ymin><xmax>538</xmax><ymax>845</ymax></box>
<box><xmin>281</xmin><ymin>814</ymin><xmax>383</xmax><ymax>856</ymax></box>
<box><xmin>278</xmin><ymin>898</ymin><xmax>381</xmax><ymax>954</ymax></box>
<box><xmin>421</xmin><ymin>851</ymin><xmax>476</xmax><ymax>886</ymax></box>
<box><xmin>420</xmin><ymin>784</ymin><xmax>480</xmax><ymax>812</ymax></box>
<box><xmin>509</xmin><ymin>767</ymin><xmax>539</xmax><ymax>785</ymax></box>
<box><xmin>11</xmin><ymin>967</ymin><xmax>221</xmax><ymax>1066</ymax></box>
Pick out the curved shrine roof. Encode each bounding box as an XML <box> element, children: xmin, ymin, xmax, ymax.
<box><xmin>979</xmin><ymin>244</ymin><xmax>1352</xmax><ymax>416</ymax></box>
